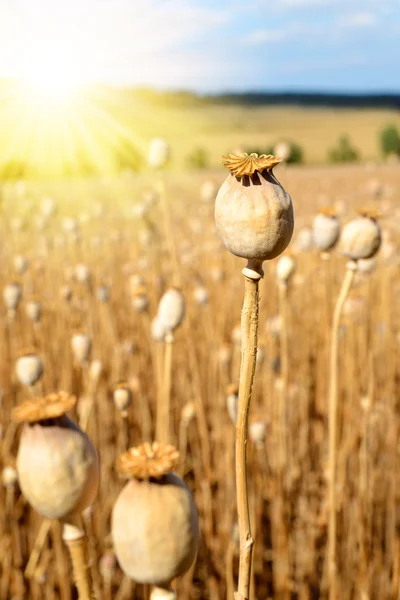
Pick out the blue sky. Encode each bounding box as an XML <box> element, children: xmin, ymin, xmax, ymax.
<box><xmin>0</xmin><ymin>0</ymin><xmax>399</xmax><ymax>92</ymax></box>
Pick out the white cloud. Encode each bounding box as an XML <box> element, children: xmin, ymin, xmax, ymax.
<box><xmin>338</xmin><ymin>11</ymin><xmax>377</xmax><ymax>28</ymax></box>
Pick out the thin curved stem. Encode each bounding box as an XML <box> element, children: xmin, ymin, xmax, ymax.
<box><xmin>235</xmin><ymin>261</ymin><xmax>263</xmax><ymax>600</ymax></box>
<box><xmin>156</xmin><ymin>333</ymin><xmax>174</xmax><ymax>444</ymax></box>
<box><xmin>328</xmin><ymin>260</ymin><xmax>357</xmax><ymax>600</ymax></box>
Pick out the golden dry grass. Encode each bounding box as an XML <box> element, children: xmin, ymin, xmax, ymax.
<box><xmin>0</xmin><ymin>161</ymin><xmax>399</xmax><ymax>599</ymax></box>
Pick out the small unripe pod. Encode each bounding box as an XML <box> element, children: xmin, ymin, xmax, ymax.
<box><xmin>294</xmin><ymin>226</ymin><xmax>313</xmax><ymax>253</ymax></box>
<box><xmin>273</xmin><ymin>141</ymin><xmax>291</xmax><ymax>162</ymax></box>
<box><xmin>14</xmin><ymin>255</ymin><xmax>29</xmax><ymax>275</ymax></box>
<box><xmin>151</xmin><ymin>317</ymin><xmax>167</xmax><ymax>342</ymax></box>
<box><xmin>339</xmin><ymin>211</ymin><xmax>381</xmax><ymax>260</ymax></box>
<box><xmin>75</xmin><ymin>263</ymin><xmax>91</xmax><ymax>285</ymax></box>
<box><xmin>96</xmin><ymin>284</ymin><xmax>109</xmax><ymax>303</ymax></box>
<box><xmin>200</xmin><ymin>180</ymin><xmax>217</xmax><ymax>204</ymax></box>
<box><xmin>132</xmin><ymin>289</ymin><xmax>149</xmax><ymax>313</ymax></box>
<box><xmin>226</xmin><ymin>384</ymin><xmax>239</xmax><ymax>424</ymax></box>
<box><xmin>215</xmin><ymin>153</ymin><xmax>294</xmax><ymax>264</ymax></box>
<box><xmin>312</xmin><ymin>209</ymin><xmax>340</xmax><ymax>251</ymax></box>
<box><xmin>89</xmin><ymin>359</ymin><xmax>103</xmax><ymax>383</ymax></box>
<box><xmin>16</xmin><ymin>351</ymin><xmax>43</xmax><ymax>386</ymax></box>
<box><xmin>249</xmin><ymin>420</ymin><xmax>267</xmax><ymax>446</ymax></box>
<box><xmin>148</xmin><ymin>138</ymin><xmax>170</xmax><ymax>169</ymax></box>
<box><xmin>276</xmin><ymin>254</ymin><xmax>296</xmax><ymax>283</ymax></box>
<box><xmin>181</xmin><ymin>401</ymin><xmax>196</xmax><ymax>424</ymax></box>
<box><xmin>357</xmin><ymin>256</ymin><xmax>377</xmax><ymax>275</ymax></box>
<box><xmin>2</xmin><ymin>465</ymin><xmax>18</xmax><ymax>488</ymax></box>
<box><xmin>3</xmin><ymin>282</ymin><xmax>22</xmax><ymax>311</ymax></box>
<box><xmin>41</xmin><ymin>196</ymin><xmax>56</xmax><ymax>218</ymax></box>
<box><xmin>157</xmin><ymin>288</ymin><xmax>185</xmax><ymax>333</ymax></box>
<box><xmin>113</xmin><ymin>383</ymin><xmax>132</xmax><ymax>414</ymax></box>
<box><xmin>25</xmin><ymin>300</ymin><xmax>42</xmax><ymax>323</ymax></box>
<box><xmin>71</xmin><ymin>332</ymin><xmax>92</xmax><ymax>365</ymax></box>
<box><xmin>193</xmin><ymin>286</ymin><xmax>209</xmax><ymax>306</ymax></box>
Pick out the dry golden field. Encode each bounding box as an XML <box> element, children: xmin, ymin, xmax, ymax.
<box><xmin>1</xmin><ymin>85</ymin><xmax>400</xmax><ymax>176</ymax></box>
<box><xmin>0</xmin><ymin>161</ymin><xmax>399</xmax><ymax>600</ymax></box>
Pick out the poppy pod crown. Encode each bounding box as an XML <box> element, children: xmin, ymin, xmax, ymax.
<box><xmin>215</xmin><ymin>153</ymin><xmax>294</xmax><ymax>267</ymax></box>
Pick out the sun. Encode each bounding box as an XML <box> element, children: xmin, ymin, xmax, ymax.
<box><xmin>17</xmin><ymin>45</ymin><xmax>86</xmax><ymax>108</ymax></box>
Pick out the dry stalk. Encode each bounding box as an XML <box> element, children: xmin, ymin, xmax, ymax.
<box><xmin>235</xmin><ymin>260</ymin><xmax>263</xmax><ymax>600</ymax></box>
<box><xmin>62</xmin><ymin>520</ymin><xmax>93</xmax><ymax>600</ymax></box>
<box><xmin>328</xmin><ymin>259</ymin><xmax>357</xmax><ymax>600</ymax></box>
<box><xmin>156</xmin><ymin>332</ymin><xmax>174</xmax><ymax>444</ymax></box>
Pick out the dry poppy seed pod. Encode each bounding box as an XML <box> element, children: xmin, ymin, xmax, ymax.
<box><xmin>60</xmin><ymin>284</ymin><xmax>72</xmax><ymax>302</ymax></box>
<box><xmin>25</xmin><ymin>299</ymin><xmax>42</xmax><ymax>323</ymax></box>
<box><xmin>210</xmin><ymin>266</ymin><xmax>224</xmax><ymax>282</ymax></box>
<box><xmin>293</xmin><ymin>226</ymin><xmax>313</xmax><ymax>253</ymax></box>
<box><xmin>249</xmin><ymin>420</ymin><xmax>267</xmax><ymax>447</ymax></box>
<box><xmin>181</xmin><ymin>401</ymin><xmax>196</xmax><ymax>425</ymax></box>
<box><xmin>276</xmin><ymin>254</ymin><xmax>296</xmax><ymax>283</ymax></box>
<box><xmin>148</xmin><ymin>138</ymin><xmax>170</xmax><ymax>169</ymax></box>
<box><xmin>3</xmin><ymin>281</ymin><xmax>22</xmax><ymax>311</ymax></box>
<box><xmin>226</xmin><ymin>384</ymin><xmax>239</xmax><ymax>424</ymax></box>
<box><xmin>151</xmin><ymin>588</ymin><xmax>177</xmax><ymax>600</ymax></box>
<box><xmin>215</xmin><ymin>153</ymin><xmax>294</xmax><ymax>272</ymax></box>
<box><xmin>200</xmin><ymin>180</ymin><xmax>217</xmax><ymax>204</ymax></box>
<box><xmin>256</xmin><ymin>345</ymin><xmax>265</xmax><ymax>365</ymax></box>
<box><xmin>339</xmin><ymin>210</ymin><xmax>381</xmax><ymax>260</ymax></box>
<box><xmin>75</xmin><ymin>263</ymin><xmax>91</xmax><ymax>285</ymax></box>
<box><xmin>312</xmin><ymin>208</ymin><xmax>340</xmax><ymax>252</ymax></box>
<box><xmin>2</xmin><ymin>465</ymin><xmax>18</xmax><ymax>488</ymax></box>
<box><xmin>62</xmin><ymin>217</ymin><xmax>78</xmax><ymax>234</ymax></box>
<box><xmin>13</xmin><ymin>392</ymin><xmax>99</xmax><ymax>522</ymax></box>
<box><xmin>129</xmin><ymin>274</ymin><xmax>145</xmax><ymax>294</ymax></box>
<box><xmin>357</xmin><ymin>256</ymin><xmax>377</xmax><ymax>275</ymax></box>
<box><xmin>96</xmin><ymin>284</ymin><xmax>109</xmax><ymax>303</ymax></box>
<box><xmin>89</xmin><ymin>359</ymin><xmax>103</xmax><ymax>383</ymax></box>
<box><xmin>11</xmin><ymin>216</ymin><xmax>25</xmax><ymax>232</ymax></box>
<box><xmin>131</xmin><ymin>288</ymin><xmax>149</xmax><ymax>313</ymax></box>
<box><xmin>16</xmin><ymin>349</ymin><xmax>43</xmax><ymax>386</ymax></box>
<box><xmin>14</xmin><ymin>254</ymin><xmax>29</xmax><ymax>275</ymax></box>
<box><xmin>113</xmin><ymin>383</ymin><xmax>132</xmax><ymax>415</ymax></box>
<box><xmin>151</xmin><ymin>317</ymin><xmax>167</xmax><ymax>342</ymax></box>
<box><xmin>218</xmin><ymin>343</ymin><xmax>231</xmax><ymax>369</ymax></box>
<box><xmin>157</xmin><ymin>288</ymin><xmax>185</xmax><ymax>333</ymax></box>
<box><xmin>112</xmin><ymin>442</ymin><xmax>199</xmax><ymax>587</ymax></box>
<box><xmin>41</xmin><ymin>196</ymin><xmax>56</xmax><ymax>218</ymax></box>
<box><xmin>193</xmin><ymin>286</ymin><xmax>209</xmax><ymax>306</ymax></box>
<box><xmin>273</xmin><ymin>141</ymin><xmax>291</xmax><ymax>163</ymax></box>
<box><xmin>265</xmin><ymin>315</ymin><xmax>281</xmax><ymax>338</ymax></box>
<box><xmin>71</xmin><ymin>332</ymin><xmax>92</xmax><ymax>366</ymax></box>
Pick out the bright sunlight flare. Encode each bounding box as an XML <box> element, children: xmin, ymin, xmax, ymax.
<box><xmin>0</xmin><ymin>38</ymin><xmax>145</xmax><ymax>178</ymax></box>
<box><xmin>17</xmin><ymin>45</ymin><xmax>85</xmax><ymax>107</ymax></box>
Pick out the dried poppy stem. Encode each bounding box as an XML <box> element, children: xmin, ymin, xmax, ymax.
<box><xmin>156</xmin><ymin>333</ymin><xmax>174</xmax><ymax>444</ymax></box>
<box><xmin>24</xmin><ymin>518</ymin><xmax>52</xmax><ymax>579</ymax></box>
<box><xmin>328</xmin><ymin>259</ymin><xmax>357</xmax><ymax>600</ymax></box>
<box><xmin>63</xmin><ymin>520</ymin><xmax>93</xmax><ymax>600</ymax></box>
<box><xmin>235</xmin><ymin>260</ymin><xmax>263</xmax><ymax>600</ymax></box>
